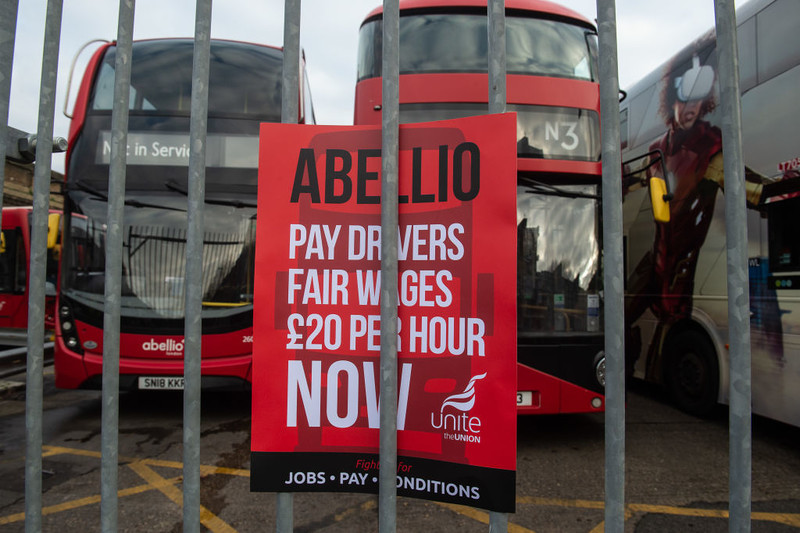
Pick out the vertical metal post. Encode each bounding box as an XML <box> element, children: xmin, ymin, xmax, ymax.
<box><xmin>489</xmin><ymin>512</ymin><xmax>508</xmax><ymax>533</ymax></box>
<box><xmin>487</xmin><ymin>0</ymin><xmax>506</xmax><ymax>115</ymax></box>
<box><xmin>596</xmin><ymin>0</ymin><xmax>625</xmax><ymax>531</ymax></box>
<box><xmin>276</xmin><ymin>0</ymin><xmax>300</xmax><ymax>530</ymax></box>
<box><xmin>379</xmin><ymin>0</ymin><xmax>399</xmax><ymax>532</ymax></box>
<box><xmin>100</xmin><ymin>1</ymin><xmax>135</xmax><ymax>531</ymax></box>
<box><xmin>713</xmin><ymin>1</ymin><xmax>752</xmax><ymax>531</ymax></box>
<box><xmin>0</xmin><ymin>0</ymin><xmax>20</xmax><ymax>221</ymax></box>
<box><xmin>281</xmin><ymin>0</ymin><xmax>300</xmax><ymax>125</ymax></box>
<box><xmin>183</xmin><ymin>1</ymin><xmax>211</xmax><ymax>532</ymax></box>
<box><xmin>487</xmin><ymin>2</ymin><xmax>507</xmax><ymax>530</ymax></box>
<box><xmin>25</xmin><ymin>1</ymin><xmax>62</xmax><ymax>532</ymax></box>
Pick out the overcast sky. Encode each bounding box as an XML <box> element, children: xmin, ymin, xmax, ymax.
<box><xmin>8</xmin><ymin>0</ymin><xmax>748</xmax><ymax>172</ymax></box>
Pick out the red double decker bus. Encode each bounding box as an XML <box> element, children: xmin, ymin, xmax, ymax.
<box><xmin>355</xmin><ymin>0</ymin><xmax>605</xmax><ymax>413</ymax></box>
<box><xmin>54</xmin><ymin>38</ymin><xmax>314</xmax><ymax>390</ymax></box>
<box><xmin>0</xmin><ymin>207</ymin><xmax>61</xmax><ymax>346</ymax></box>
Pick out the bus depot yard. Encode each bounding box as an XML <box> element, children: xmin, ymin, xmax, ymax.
<box><xmin>2</xmin><ymin>0</ymin><xmax>800</xmax><ymax>529</ymax></box>
<box><xmin>0</xmin><ymin>367</ymin><xmax>799</xmax><ymax>532</ymax></box>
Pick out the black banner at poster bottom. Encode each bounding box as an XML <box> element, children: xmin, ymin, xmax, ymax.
<box><xmin>251</xmin><ymin>451</ymin><xmax>515</xmax><ymax>512</ymax></box>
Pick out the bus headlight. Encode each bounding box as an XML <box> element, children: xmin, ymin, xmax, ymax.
<box><xmin>59</xmin><ymin>302</ymin><xmax>84</xmax><ymax>355</ymax></box>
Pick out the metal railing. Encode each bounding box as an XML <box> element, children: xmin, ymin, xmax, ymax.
<box><xmin>0</xmin><ymin>0</ymin><xmax>751</xmax><ymax>532</ymax></box>
<box><xmin>596</xmin><ymin>3</ymin><xmax>626</xmax><ymax>531</ymax></box>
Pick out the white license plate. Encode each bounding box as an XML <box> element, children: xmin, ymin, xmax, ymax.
<box><xmin>517</xmin><ymin>391</ymin><xmax>533</xmax><ymax>406</ymax></box>
<box><xmin>138</xmin><ymin>376</ymin><xmax>184</xmax><ymax>390</ymax></box>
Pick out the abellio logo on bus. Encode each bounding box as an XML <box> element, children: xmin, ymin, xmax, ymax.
<box><xmin>430</xmin><ymin>373</ymin><xmax>486</xmax><ymax>443</ymax></box>
<box><xmin>142</xmin><ymin>338</ymin><xmax>184</xmax><ymax>357</ymax></box>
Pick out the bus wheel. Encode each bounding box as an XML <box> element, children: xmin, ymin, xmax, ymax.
<box><xmin>665</xmin><ymin>330</ymin><xmax>719</xmax><ymax>417</ymax></box>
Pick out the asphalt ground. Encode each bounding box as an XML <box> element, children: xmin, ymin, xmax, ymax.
<box><xmin>0</xmin><ymin>366</ymin><xmax>799</xmax><ymax>532</ymax></box>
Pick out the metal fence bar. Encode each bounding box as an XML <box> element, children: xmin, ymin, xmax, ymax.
<box><xmin>596</xmin><ymin>0</ymin><xmax>625</xmax><ymax>531</ymax></box>
<box><xmin>25</xmin><ymin>1</ymin><xmax>63</xmax><ymax>532</ymax></box>
<box><xmin>379</xmin><ymin>0</ymin><xmax>400</xmax><ymax>531</ymax></box>
<box><xmin>101</xmin><ymin>1</ymin><xmax>135</xmax><ymax>531</ymax></box>
<box><xmin>183</xmin><ymin>1</ymin><xmax>212</xmax><ymax>531</ymax></box>
<box><xmin>281</xmin><ymin>0</ymin><xmax>300</xmax><ymax>125</ymax></box>
<box><xmin>276</xmin><ymin>1</ymin><xmax>301</xmax><ymax>530</ymax></box>
<box><xmin>712</xmin><ymin>1</ymin><xmax>752</xmax><ymax>531</ymax></box>
<box><xmin>0</xmin><ymin>0</ymin><xmax>20</xmax><ymax>223</ymax></box>
<box><xmin>487</xmin><ymin>1</ymin><xmax>507</xmax><ymax>529</ymax></box>
<box><xmin>487</xmin><ymin>0</ymin><xmax>506</xmax><ymax>115</ymax></box>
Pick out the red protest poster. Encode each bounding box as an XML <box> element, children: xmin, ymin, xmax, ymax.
<box><xmin>251</xmin><ymin>114</ymin><xmax>517</xmax><ymax>512</ymax></box>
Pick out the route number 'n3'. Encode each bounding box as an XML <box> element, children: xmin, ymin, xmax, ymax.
<box><xmin>545</xmin><ymin>121</ymin><xmax>579</xmax><ymax>151</ymax></box>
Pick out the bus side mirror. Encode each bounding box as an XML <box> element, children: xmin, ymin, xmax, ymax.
<box><xmin>47</xmin><ymin>213</ymin><xmax>61</xmax><ymax>249</ymax></box>
<box><xmin>649</xmin><ymin>177</ymin><xmax>670</xmax><ymax>223</ymax></box>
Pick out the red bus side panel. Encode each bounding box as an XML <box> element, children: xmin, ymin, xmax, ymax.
<box><xmin>517</xmin><ymin>362</ymin><xmax>604</xmax><ymax>415</ymax></box>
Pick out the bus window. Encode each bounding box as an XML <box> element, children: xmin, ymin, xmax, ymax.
<box><xmin>399</xmin><ymin>103</ymin><xmax>600</xmax><ymax>162</ymax></box>
<box><xmin>13</xmin><ymin>233</ymin><xmax>26</xmax><ymax>293</ymax></box>
<box><xmin>91</xmin><ymin>40</ymin><xmax>283</xmax><ymax>120</ymax></box>
<box><xmin>358</xmin><ymin>13</ymin><xmax>597</xmax><ymax>81</ymax></box>
<box><xmin>768</xmin><ymin>196</ymin><xmax>800</xmax><ymax>273</ymax></box>
<box><xmin>620</xmin><ymin>108</ymin><xmax>628</xmax><ymax>150</ymax></box>
<box><xmin>756</xmin><ymin>0</ymin><xmax>800</xmax><ymax>83</ymax></box>
<box><xmin>0</xmin><ymin>230</ymin><xmax>21</xmax><ymax>293</ymax></box>
<box><xmin>517</xmin><ymin>183</ymin><xmax>601</xmax><ymax>334</ymax></box>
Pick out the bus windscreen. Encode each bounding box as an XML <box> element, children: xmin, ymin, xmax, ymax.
<box><xmin>92</xmin><ymin>39</ymin><xmax>282</xmax><ymax>120</ymax></box>
<box><xmin>358</xmin><ymin>13</ymin><xmax>597</xmax><ymax>81</ymax></box>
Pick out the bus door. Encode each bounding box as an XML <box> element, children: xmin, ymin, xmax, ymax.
<box><xmin>752</xmin><ymin>179</ymin><xmax>800</xmax><ymax>426</ymax></box>
<box><xmin>0</xmin><ymin>217</ymin><xmax>29</xmax><ymax>339</ymax></box>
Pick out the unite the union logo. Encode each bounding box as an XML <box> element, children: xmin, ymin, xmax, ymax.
<box><xmin>430</xmin><ymin>372</ymin><xmax>487</xmax><ymax>442</ymax></box>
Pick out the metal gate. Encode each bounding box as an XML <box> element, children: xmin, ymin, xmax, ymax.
<box><xmin>0</xmin><ymin>0</ymin><xmax>753</xmax><ymax>532</ymax></box>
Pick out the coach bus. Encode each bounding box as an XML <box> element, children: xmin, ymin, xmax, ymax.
<box><xmin>0</xmin><ymin>207</ymin><xmax>61</xmax><ymax>346</ymax></box>
<box><xmin>355</xmin><ymin>0</ymin><xmax>605</xmax><ymax>414</ymax></box>
<box><xmin>54</xmin><ymin>38</ymin><xmax>314</xmax><ymax>390</ymax></box>
<box><xmin>620</xmin><ymin>0</ymin><xmax>800</xmax><ymax>426</ymax></box>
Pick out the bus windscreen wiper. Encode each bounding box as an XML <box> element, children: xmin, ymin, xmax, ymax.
<box><xmin>71</xmin><ymin>180</ymin><xmax>187</xmax><ymax>211</ymax></box>
<box><xmin>165</xmin><ymin>180</ymin><xmax>257</xmax><ymax>208</ymax></box>
<box><xmin>519</xmin><ymin>177</ymin><xmax>600</xmax><ymax>200</ymax></box>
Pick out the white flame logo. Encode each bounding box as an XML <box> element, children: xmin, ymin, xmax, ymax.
<box><xmin>440</xmin><ymin>373</ymin><xmax>487</xmax><ymax>412</ymax></box>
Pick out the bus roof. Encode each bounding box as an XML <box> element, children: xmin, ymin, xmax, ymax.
<box><xmin>620</xmin><ymin>0</ymin><xmax>774</xmax><ymax>98</ymax></box>
<box><xmin>120</xmin><ymin>37</ymin><xmax>283</xmax><ymax>53</ymax></box>
<box><xmin>362</xmin><ymin>0</ymin><xmax>594</xmax><ymax>28</ymax></box>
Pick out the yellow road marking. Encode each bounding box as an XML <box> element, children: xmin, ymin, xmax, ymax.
<box><xmin>755</xmin><ymin>512</ymin><xmax>800</xmax><ymax>527</ymax></box>
<box><xmin>3</xmin><ymin>445</ymin><xmax>798</xmax><ymax>530</ymax></box>
<box><xmin>518</xmin><ymin>497</ymin><xmax>800</xmax><ymax>529</ymax></box>
<box><xmin>587</xmin><ymin>514</ymin><xmax>637</xmax><ymax>533</ymax></box>
<box><xmin>627</xmin><ymin>503</ymin><xmax>800</xmax><ymax>527</ymax></box>
<box><xmin>435</xmin><ymin>502</ymin><xmax>537</xmax><ymax>533</ymax></box>
<box><xmin>518</xmin><ymin>496</ymin><xmax>605</xmax><ymax>510</ymax></box>
<box><xmin>43</xmin><ymin>445</ymin><xmax>250</xmax><ymax>477</ymax></box>
<box><xmin>0</xmin><ymin>475</ymin><xmax>181</xmax><ymax>525</ymax></box>
<box><xmin>587</xmin><ymin>507</ymin><xmax>636</xmax><ymax>533</ymax></box>
<box><xmin>42</xmin><ymin>445</ymin><xmax>102</xmax><ymax>458</ymax></box>
<box><xmin>145</xmin><ymin>458</ymin><xmax>250</xmax><ymax>477</ymax></box>
<box><xmin>128</xmin><ymin>461</ymin><xmax>238</xmax><ymax>533</ymax></box>
<box><xmin>589</xmin><ymin>522</ymin><xmax>604</xmax><ymax>533</ymax></box>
